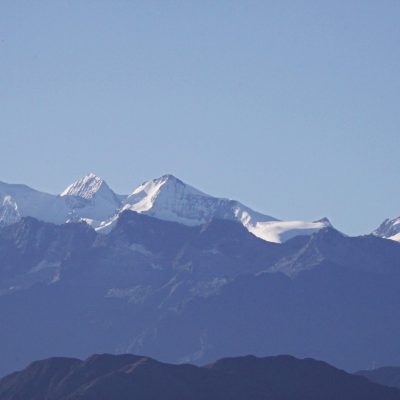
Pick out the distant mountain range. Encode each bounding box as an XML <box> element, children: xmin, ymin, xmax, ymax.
<box><xmin>1</xmin><ymin>353</ymin><xmax>399</xmax><ymax>400</ymax></box>
<box><xmin>0</xmin><ymin>173</ymin><xmax>332</xmax><ymax>242</ymax></box>
<box><xmin>2</xmin><ymin>173</ymin><xmax>398</xmax><ymax>242</ymax></box>
<box><xmin>0</xmin><ymin>173</ymin><xmax>400</xmax><ymax>378</ymax></box>
<box><xmin>0</xmin><ymin>209</ymin><xmax>400</xmax><ymax>376</ymax></box>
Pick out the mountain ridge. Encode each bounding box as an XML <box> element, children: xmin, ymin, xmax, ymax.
<box><xmin>358</xmin><ymin>366</ymin><xmax>400</xmax><ymax>389</ymax></box>
<box><xmin>0</xmin><ymin>212</ymin><xmax>399</xmax><ymax>375</ymax></box>
<box><xmin>0</xmin><ymin>173</ymin><xmax>331</xmax><ymax>243</ymax></box>
<box><xmin>1</xmin><ymin>353</ymin><xmax>399</xmax><ymax>400</ymax></box>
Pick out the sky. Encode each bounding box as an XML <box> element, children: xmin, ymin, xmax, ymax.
<box><xmin>1</xmin><ymin>1</ymin><xmax>399</xmax><ymax>235</ymax></box>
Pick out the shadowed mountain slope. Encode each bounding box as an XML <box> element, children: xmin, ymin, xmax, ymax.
<box><xmin>358</xmin><ymin>367</ymin><xmax>400</xmax><ymax>389</ymax></box>
<box><xmin>1</xmin><ymin>353</ymin><xmax>399</xmax><ymax>400</ymax></box>
<box><xmin>0</xmin><ymin>212</ymin><xmax>400</xmax><ymax>376</ymax></box>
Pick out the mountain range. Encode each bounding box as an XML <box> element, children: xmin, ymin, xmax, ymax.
<box><xmin>2</xmin><ymin>173</ymin><xmax>399</xmax><ymax>242</ymax></box>
<box><xmin>0</xmin><ymin>210</ymin><xmax>400</xmax><ymax>376</ymax></box>
<box><xmin>0</xmin><ymin>173</ymin><xmax>400</xmax><ymax>378</ymax></box>
<box><xmin>0</xmin><ymin>173</ymin><xmax>332</xmax><ymax>242</ymax></box>
<box><xmin>1</xmin><ymin>353</ymin><xmax>399</xmax><ymax>400</ymax></box>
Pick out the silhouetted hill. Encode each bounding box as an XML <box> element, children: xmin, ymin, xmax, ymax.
<box><xmin>358</xmin><ymin>366</ymin><xmax>400</xmax><ymax>389</ymax></box>
<box><xmin>1</xmin><ymin>354</ymin><xmax>399</xmax><ymax>400</ymax></box>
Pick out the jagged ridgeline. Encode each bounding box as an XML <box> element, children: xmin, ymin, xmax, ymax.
<box><xmin>0</xmin><ymin>174</ymin><xmax>400</xmax><ymax>378</ymax></box>
<box><xmin>0</xmin><ymin>173</ymin><xmax>331</xmax><ymax>241</ymax></box>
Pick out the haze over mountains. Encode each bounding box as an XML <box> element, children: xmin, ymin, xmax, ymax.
<box><xmin>0</xmin><ymin>173</ymin><xmax>400</xmax><ymax>378</ymax></box>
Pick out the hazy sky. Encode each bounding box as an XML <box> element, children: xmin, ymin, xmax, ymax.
<box><xmin>1</xmin><ymin>1</ymin><xmax>399</xmax><ymax>235</ymax></box>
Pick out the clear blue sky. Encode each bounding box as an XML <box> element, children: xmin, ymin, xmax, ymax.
<box><xmin>1</xmin><ymin>1</ymin><xmax>399</xmax><ymax>235</ymax></box>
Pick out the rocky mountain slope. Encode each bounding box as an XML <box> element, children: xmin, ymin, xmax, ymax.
<box><xmin>0</xmin><ymin>211</ymin><xmax>399</xmax><ymax>376</ymax></box>
<box><xmin>374</xmin><ymin>217</ymin><xmax>400</xmax><ymax>242</ymax></box>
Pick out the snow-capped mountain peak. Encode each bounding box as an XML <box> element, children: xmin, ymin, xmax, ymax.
<box><xmin>0</xmin><ymin>174</ymin><xmax>333</xmax><ymax>243</ymax></box>
<box><xmin>123</xmin><ymin>174</ymin><xmax>235</xmax><ymax>226</ymax></box>
<box><xmin>373</xmin><ymin>217</ymin><xmax>400</xmax><ymax>242</ymax></box>
<box><xmin>116</xmin><ymin>174</ymin><xmax>330</xmax><ymax>242</ymax></box>
<box><xmin>131</xmin><ymin>174</ymin><xmax>207</xmax><ymax>199</ymax></box>
<box><xmin>0</xmin><ymin>195</ymin><xmax>21</xmax><ymax>225</ymax></box>
<box><xmin>124</xmin><ymin>174</ymin><xmax>209</xmax><ymax>218</ymax></box>
<box><xmin>60</xmin><ymin>173</ymin><xmax>107</xmax><ymax>200</ymax></box>
<box><xmin>60</xmin><ymin>173</ymin><xmax>122</xmax><ymax>223</ymax></box>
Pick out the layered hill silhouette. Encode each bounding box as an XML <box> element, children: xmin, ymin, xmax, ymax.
<box><xmin>358</xmin><ymin>366</ymin><xmax>400</xmax><ymax>389</ymax></box>
<box><xmin>1</xmin><ymin>353</ymin><xmax>399</xmax><ymax>400</ymax></box>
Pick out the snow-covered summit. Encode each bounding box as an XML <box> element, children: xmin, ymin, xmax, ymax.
<box><xmin>0</xmin><ymin>174</ymin><xmax>332</xmax><ymax>243</ymax></box>
<box><xmin>114</xmin><ymin>174</ymin><xmax>330</xmax><ymax>243</ymax></box>
<box><xmin>60</xmin><ymin>173</ymin><xmax>105</xmax><ymax>199</ymax></box>
<box><xmin>0</xmin><ymin>174</ymin><xmax>121</xmax><ymax>227</ymax></box>
<box><xmin>123</xmin><ymin>174</ymin><xmax>224</xmax><ymax>225</ymax></box>
<box><xmin>0</xmin><ymin>195</ymin><xmax>21</xmax><ymax>225</ymax></box>
<box><xmin>373</xmin><ymin>217</ymin><xmax>400</xmax><ymax>242</ymax></box>
<box><xmin>60</xmin><ymin>173</ymin><xmax>121</xmax><ymax>222</ymax></box>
